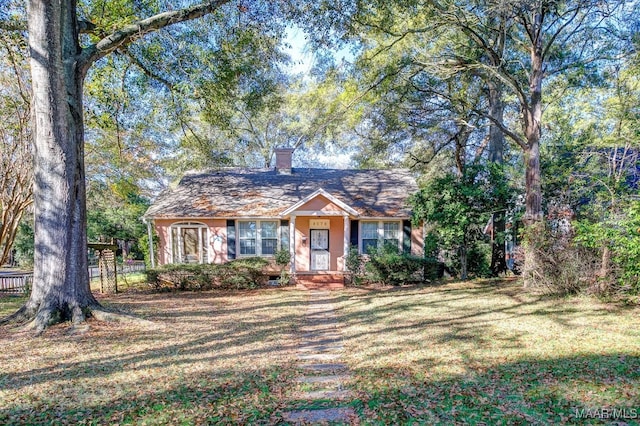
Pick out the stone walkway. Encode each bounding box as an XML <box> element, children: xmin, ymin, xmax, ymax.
<box><xmin>282</xmin><ymin>290</ymin><xmax>356</xmax><ymax>424</ymax></box>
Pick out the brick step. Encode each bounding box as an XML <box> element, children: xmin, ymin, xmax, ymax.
<box><xmin>297</xmin><ymin>274</ymin><xmax>343</xmax><ymax>282</ymax></box>
<box><xmin>296</xmin><ymin>281</ymin><xmax>344</xmax><ymax>290</ymax></box>
<box><xmin>295</xmin><ymin>272</ymin><xmax>345</xmax><ymax>290</ymax></box>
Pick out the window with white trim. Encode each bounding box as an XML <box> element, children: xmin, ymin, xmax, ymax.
<box><xmin>171</xmin><ymin>222</ymin><xmax>208</xmax><ymax>264</ymax></box>
<box><xmin>360</xmin><ymin>221</ymin><xmax>402</xmax><ymax>254</ymax></box>
<box><xmin>238</xmin><ymin>220</ymin><xmax>279</xmax><ymax>256</ymax></box>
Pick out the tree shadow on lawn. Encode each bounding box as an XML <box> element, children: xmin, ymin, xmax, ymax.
<box><xmin>0</xmin><ymin>290</ymin><xmax>306</xmax><ymax>394</ymax></box>
<box><xmin>0</xmin><ymin>364</ymin><xmax>295</xmax><ymax>425</ymax></box>
<box><xmin>347</xmin><ymin>353</ymin><xmax>640</xmax><ymax>425</ymax></box>
<box><xmin>328</xmin><ymin>281</ymin><xmax>634</xmax><ymax>341</ymax></box>
<box><xmin>95</xmin><ymin>287</ymin><xmax>308</xmax><ymax>319</ymax></box>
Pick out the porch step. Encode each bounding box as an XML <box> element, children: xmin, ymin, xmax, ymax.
<box><xmin>295</xmin><ymin>272</ymin><xmax>344</xmax><ymax>290</ymax></box>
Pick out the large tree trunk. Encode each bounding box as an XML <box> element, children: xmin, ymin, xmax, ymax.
<box><xmin>521</xmin><ymin>14</ymin><xmax>545</xmax><ymax>288</ymax></box>
<box><xmin>0</xmin><ymin>0</ymin><xmax>235</xmax><ymax>333</ymax></box>
<box><xmin>487</xmin><ymin>80</ymin><xmax>508</xmax><ymax>276</ymax></box>
<box><xmin>487</xmin><ymin>80</ymin><xmax>504</xmax><ymax>164</ymax></box>
<box><xmin>4</xmin><ymin>0</ymin><xmax>98</xmax><ymax>332</ymax></box>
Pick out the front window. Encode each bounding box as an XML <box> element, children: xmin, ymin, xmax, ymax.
<box><xmin>239</xmin><ymin>221</ymin><xmax>257</xmax><ymax>255</ymax></box>
<box><xmin>383</xmin><ymin>222</ymin><xmax>400</xmax><ymax>248</ymax></box>
<box><xmin>361</xmin><ymin>221</ymin><xmax>402</xmax><ymax>254</ymax></box>
<box><xmin>238</xmin><ymin>220</ymin><xmax>279</xmax><ymax>256</ymax></box>
<box><xmin>171</xmin><ymin>222</ymin><xmax>208</xmax><ymax>263</ymax></box>
<box><xmin>261</xmin><ymin>221</ymin><xmax>278</xmax><ymax>255</ymax></box>
<box><xmin>362</xmin><ymin>222</ymin><xmax>379</xmax><ymax>254</ymax></box>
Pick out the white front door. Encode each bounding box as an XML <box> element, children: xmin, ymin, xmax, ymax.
<box><xmin>310</xmin><ymin>229</ymin><xmax>330</xmax><ymax>270</ymax></box>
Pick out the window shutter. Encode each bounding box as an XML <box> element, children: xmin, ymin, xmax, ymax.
<box><xmin>280</xmin><ymin>220</ymin><xmax>289</xmax><ymax>251</ymax></box>
<box><xmin>227</xmin><ymin>220</ymin><xmax>236</xmax><ymax>259</ymax></box>
<box><xmin>350</xmin><ymin>220</ymin><xmax>359</xmax><ymax>248</ymax></box>
<box><xmin>403</xmin><ymin>220</ymin><xmax>412</xmax><ymax>254</ymax></box>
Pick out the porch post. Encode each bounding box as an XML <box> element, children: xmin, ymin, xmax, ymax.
<box><xmin>145</xmin><ymin>219</ymin><xmax>155</xmax><ymax>268</ymax></box>
<box><xmin>289</xmin><ymin>215</ymin><xmax>296</xmax><ymax>274</ymax></box>
<box><xmin>343</xmin><ymin>215</ymin><xmax>350</xmax><ymax>271</ymax></box>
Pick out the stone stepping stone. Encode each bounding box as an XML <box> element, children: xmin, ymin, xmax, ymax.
<box><xmin>301</xmin><ymin>338</ymin><xmax>343</xmax><ymax>347</ymax></box>
<box><xmin>298</xmin><ymin>344</ymin><xmax>344</xmax><ymax>353</ymax></box>
<box><xmin>295</xmin><ymin>374</ymin><xmax>349</xmax><ymax>384</ymax></box>
<box><xmin>303</xmin><ymin>333</ymin><xmax>342</xmax><ymax>345</ymax></box>
<box><xmin>296</xmin><ymin>389</ymin><xmax>353</xmax><ymax>400</ymax></box>
<box><xmin>299</xmin><ymin>328</ymin><xmax>339</xmax><ymax>335</ymax></box>
<box><xmin>300</xmin><ymin>363</ymin><xmax>347</xmax><ymax>372</ymax></box>
<box><xmin>304</xmin><ymin>318</ymin><xmax>338</xmax><ymax>324</ymax></box>
<box><xmin>297</xmin><ymin>353</ymin><xmax>342</xmax><ymax>361</ymax></box>
<box><xmin>282</xmin><ymin>407</ymin><xmax>356</xmax><ymax>423</ymax></box>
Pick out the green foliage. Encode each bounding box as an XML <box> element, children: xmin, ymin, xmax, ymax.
<box><xmin>274</xmin><ymin>249</ymin><xmax>290</xmax><ymax>267</ymax></box>
<box><xmin>365</xmin><ymin>243</ymin><xmax>434</xmax><ymax>286</ymax></box>
<box><xmin>13</xmin><ymin>220</ymin><xmax>34</xmax><ymax>269</ymax></box>
<box><xmin>345</xmin><ymin>245</ymin><xmax>365</xmax><ymax>285</ymax></box>
<box><xmin>145</xmin><ymin>257</ymin><xmax>272</xmax><ymax>291</ymax></box>
<box><xmin>575</xmin><ymin>202</ymin><xmax>640</xmax><ymax>295</ymax></box>
<box><xmin>87</xmin><ymin>181</ymin><xmax>150</xmax><ymax>259</ymax></box>
<box><xmin>273</xmin><ymin>249</ymin><xmax>291</xmax><ymax>285</ymax></box>
<box><xmin>410</xmin><ymin>164</ymin><xmax>513</xmax><ymax>279</ymax></box>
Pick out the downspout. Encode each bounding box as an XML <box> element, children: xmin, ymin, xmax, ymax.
<box><xmin>142</xmin><ymin>217</ymin><xmax>155</xmax><ymax>268</ymax></box>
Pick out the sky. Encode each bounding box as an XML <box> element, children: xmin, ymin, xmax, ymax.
<box><xmin>284</xmin><ymin>26</ymin><xmax>315</xmax><ymax>75</ymax></box>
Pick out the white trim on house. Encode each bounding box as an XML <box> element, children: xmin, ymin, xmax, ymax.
<box><xmin>169</xmin><ymin>221</ymin><xmax>209</xmax><ymax>264</ymax></box>
<box><xmin>281</xmin><ymin>188</ymin><xmax>359</xmax><ymax>217</ymax></box>
<box><xmin>289</xmin><ymin>210</ymin><xmax>349</xmax><ymax>217</ymax></box>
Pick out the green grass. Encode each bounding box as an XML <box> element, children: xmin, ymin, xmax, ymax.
<box><xmin>1</xmin><ymin>279</ymin><xmax>639</xmax><ymax>424</ymax></box>
<box><xmin>333</xmin><ymin>279</ymin><xmax>640</xmax><ymax>424</ymax></box>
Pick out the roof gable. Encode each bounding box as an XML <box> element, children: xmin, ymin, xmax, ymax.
<box><xmin>281</xmin><ymin>189</ymin><xmax>359</xmax><ymax>216</ymax></box>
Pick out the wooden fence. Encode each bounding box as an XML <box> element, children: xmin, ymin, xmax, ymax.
<box><xmin>1</xmin><ymin>261</ymin><xmax>146</xmax><ymax>294</ymax></box>
<box><xmin>0</xmin><ymin>272</ymin><xmax>33</xmax><ymax>294</ymax></box>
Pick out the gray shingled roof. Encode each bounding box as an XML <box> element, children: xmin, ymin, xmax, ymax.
<box><xmin>144</xmin><ymin>168</ymin><xmax>418</xmax><ymax>219</ymax></box>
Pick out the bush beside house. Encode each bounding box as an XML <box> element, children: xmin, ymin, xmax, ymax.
<box><xmin>145</xmin><ymin>257</ymin><xmax>278</xmax><ymax>291</ymax></box>
<box><xmin>346</xmin><ymin>244</ymin><xmax>443</xmax><ymax>286</ymax></box>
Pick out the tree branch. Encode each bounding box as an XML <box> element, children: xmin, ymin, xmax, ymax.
<box><xmin>80</xmin><ymin>0</ymin><xmax>231</xmax><ymax>72</ymax></box>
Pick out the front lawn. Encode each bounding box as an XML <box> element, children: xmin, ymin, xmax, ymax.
<box><xmin>1</xmin><ymin>280</ymin><xmax>638</xmax><ymax>424</ymax></box>
<box><xmin>334</xmin><ymin>280</ymin><xmax>640</xmax><ymax>424</ymax></box>
<box><xmin>0</xmin><ymin>289</ymin><xmax>305</xmax><ymax>425</ymax></box>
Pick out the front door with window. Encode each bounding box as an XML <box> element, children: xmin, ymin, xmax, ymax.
<box><xmin>310</xmin><ymin>229</ymin><xmax>330</xmax><ymax>270</ymax></box>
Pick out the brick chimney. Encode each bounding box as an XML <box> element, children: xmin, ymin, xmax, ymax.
<box><xmin>274</xmin><ymin>147</ymin><xmax>295</xmax><ymax>174</ymax></box>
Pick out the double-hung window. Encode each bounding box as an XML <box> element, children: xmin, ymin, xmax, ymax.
<box><xmin>238</xmin><ymin>220</ymin><xmax>279</xmax><ymax>256</ymax></box>
<box><xmin>361</xmin><ymin>222</ymin><xmax>379</xmax><ymax>254</ymax></box>
<box><xmin>261</xmin><ymin>221</ymin><xmax>278</xmax><ymax>255</ymax></box>
<box><xmin>360</xmin><ymin>221</ymin><xmax>402</xmax><ymax>254</ymax></box>
<box><xmin>383</xmin><ymin>222</ymin><xmax>400</xmax><ymax>248</ymax></box>
<box><xmin>238</xmin><ymin>221</ymin><xmax>257</xmax><ymax>255</ymax></box>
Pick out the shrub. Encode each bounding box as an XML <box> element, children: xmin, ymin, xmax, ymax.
<box><xmin>345</xmin><ymin>245</ymin><xmax>365</xmax><ymax>285</ymax></box>
<box><xmin>574</xmin><ymin>202</ymin><xmax>640</xmax><ymax>297</ymax></box>
<box><xmin>274</xmin><ymin>249</ymin><xmax>291</xmax><ymax>286</ymax></box>
<box><xmin>145</xmin><ymin>257</ymin><xmax>272</xmax><ymax>291</ymax></box>
<box><xmin>365</xmin><ymin>243</ymin><xmax>432</xmax><ymax>286</ymax></box>
<box><xmin>523</xmin><ymin>222</ymin><xmax>599</xmax><ymax>295</ymax></box>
